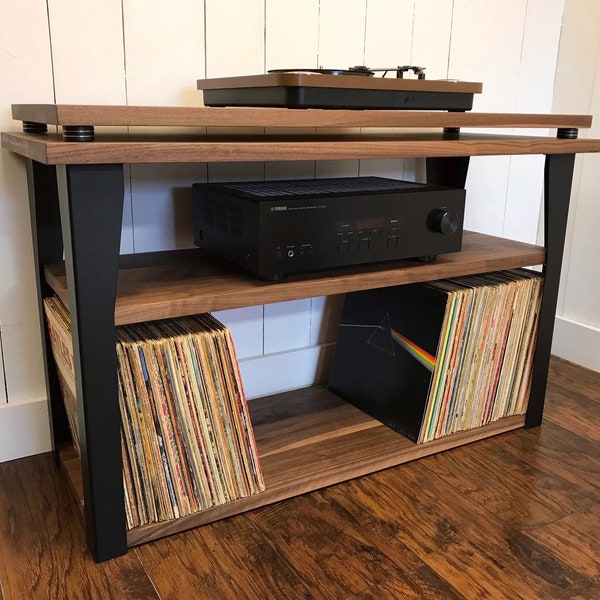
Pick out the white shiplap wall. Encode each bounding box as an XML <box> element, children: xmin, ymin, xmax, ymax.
<box><xmin>551</xmin><ymin>0</ymin><xmax>600</xmax><ymax>371</ymax></box>
<box><xmin>2</xmin><ymin>0</ymin><xmax>595</xmax><ymax>462</ymax></box>
<box><xmin>0</xmin><ymin>0</ymin><xmax>55</xmax><ymax>458</ymax></box>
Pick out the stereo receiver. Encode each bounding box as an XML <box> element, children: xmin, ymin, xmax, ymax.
<box><xmin>192</xmin><ymin>177</ymin><xmax>465</xmax><ymax>280</ymax></box>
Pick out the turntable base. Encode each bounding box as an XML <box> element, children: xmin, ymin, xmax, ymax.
<box><xmin>197</xmin><ymin>71</ymin><xmax>483</xmax><ymax>111</ymax></box>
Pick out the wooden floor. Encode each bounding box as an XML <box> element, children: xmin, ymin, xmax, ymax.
<box><xmin>0</xmin><ymin>356</ymin><xmax>598</xmax><ymax>600</ymax></box>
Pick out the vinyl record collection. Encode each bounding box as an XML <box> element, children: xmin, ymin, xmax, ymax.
<box><xmin>415</xmin><ymin>269</ymin><xmax>543</xmax><ymax>442</ymax></box>
<box><xmin>44</xmin><ymin>297</ymin><xmax>80</xmax><ymax>453</ymax></box>
<box><xmin>43</xmin><ymin>297</ymin><xmax>265</xmax><ymax>529</ymax></box>
<box><xmin>329</xmin><ymin>269</ymin><xmax>543</xmax><ymax>443</ymax></box>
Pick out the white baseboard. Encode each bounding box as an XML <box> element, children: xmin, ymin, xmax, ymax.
<box><xmin>552</xmin><ymin>316</ymin><xmax>600</xmax><ymax>373</ymax></box>
<box><xmin>0</xmin><ymin>398</ymin><xmax>51</xmax><ymax>463</ymax></box>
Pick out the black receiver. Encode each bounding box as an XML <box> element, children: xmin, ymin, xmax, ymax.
<box><xmin>192</xmin><ymin>177</ymin><xmax>465</xmax><ymax>280</ymax></box>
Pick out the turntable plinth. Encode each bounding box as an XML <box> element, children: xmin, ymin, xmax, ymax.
<box><xmin>197</xmin><ymin>72</ymin><xmax>483</xmax><ymax>111</ymax></box>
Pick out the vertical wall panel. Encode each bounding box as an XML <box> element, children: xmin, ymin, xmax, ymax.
<box><xmin>503</xmin><ymin>0</ymin><xmax>565</xmax><ymax>244</ymax></box>
<box><xmin>203</xmin><ymin>0</ymin><xmax>266</xmax><ymax>295</ymax></box>
<box><xmin>206</xmin><ymin>162</ymin><xmax>264</xmax><ymax>183</ymax></box>
<box><xmin>262</xmin><ymin>0</ymin><xmax>339</xmax><ymax>382</ymax></box>
<box><xmin>404</xmin><ymin>0</ymin><xmax>454</xmax><ymax>180</ymax></box>
<box><xmin>205</xmin><ymin>0</ymin><xmax>265</xmax><ymax>77</ymax></box>
<box><xmin>551</xmin><ymin>0</ymin><xmax>600</xmax><ymax>115</ymax></box>
<box><xmin>552</xmin><ymin>0</ymin><xmax>600</xmax><ymax>315</ymax></box>
<box><xmin>212</xmin><ymin>305</ymin><xmax>264</xmax><ymax>360</ymax></box>
<box><xmin>359</xmin><ymin>159</ymin><xmax>404</xmax><ymax>179</ymax></box>
<box><xmin>47</xmin><ymin>0</ymin><xmax>134</xmax><ymax>250</ymax></box>
<box><xmin>316</xmin><ymin>160</ymin><xmax>360</xmax><ymax>178</ymax></box>
<box><xmin>127</xmin><ymin>163</ymin><xmax>204</xmax><ymax>253</ymax></box>
<box><xmin>412</xmin><ymin>0</ymin><xmax>453</xmax><ymax>78</ymax></box>
<box><xmin>0</xmin><ymin>2</ymin><xmax>54</xmax><ymax>111</ymax></box>
<box><xmin>264</xmin><ymin>161</ymin><xmax>315</xmax><ymax>180</ymax></box>
<box><xmin>362</xmin><ymin>0</ymin><xmax>413</xmax><ymax>179</ymax></box>
<box><xmin>317</xmin><ymin>0</ymin><xmax>368</xmax><ymax>178</ymax></box>
<box><xmin>551</xmin><ymin>0</ymin><xmax>600</xmax><ymax>368</ymax></box>
<box><xmin>560</xmin><ymin>39</ymin><xmax>600</xmax><ymax>324</ymax></box>
<box><xmin>363</xmin><ymin>0</ymin><xmax>413</xmax><ymax>67</ymax></box>
<box><xmin>318</xmin><ymin>0</ymin><xmax>367</xmax><ymax>67</ymax></box>
<box><xmin>461</xmin><ymin>155</ymin><xmax>509</xmax><ymax>236</ymax></box>
<box><xmin>0</xmin><ymin>1</ymin><xmax>54</xmax><ymax>405</ymax></box>
<box><xmin>205</xmin><ymin>0</ymin><xmax>265</xmax><ymax>185</ymax></box>
<box><xmin>239</xmin><ymin>346</ymin><xmax>328</xmax><ymax>399</ymax></box>
<box><xmin>206</xmin><ymin>1</ymin><xmax>317</xmax><ymax>380</ymax></box>
<box><xmin>449</xmin><ymin>0</ymin><xmax>526</xmax><ymax>112</ymax></box>
<box><xmin>123</xmin><ymin>0</ymin><xmax>205</xmax><ymax>107</ymax></box>
<box><xmin>264</xmin><ymin>0</ymin><xmax>319</xmax><ymax>180</ymax></box>
<box><xmin>515</xmin><ymin>0</ymin><xmax>565</xmax><ymax>115</ymax></box>
<box><xmin>122</xmin><ymin>0</ymin><xmax>206</xmax><ymax>254</ymax></box>
<box><xmin>265</xmin><ymin>0</ymin><xmax>319</xmax><ymax>70</ymax></box>
<box><xmin>449</xmin><ymin>0</ymin><xmax>527</xmax><ymax>236</ymax></box>
<box><xmin>47</xmin><ymin>0</ymin><xmax>126</xmax><ymax>103</ymax></box>
<box><xmin>503</xmin><ymin>155</ymin><xmax>544</xmax><ymax>243</ymax></box>
<box><xmin>562</xmin><ymin>151</ymin><xmax>600</xmax><ymax>325</ymax></box>
<box><xmin>264</xmin><ymin>300</ymin><xmax>312</xmax><ymax>354</ymax></box>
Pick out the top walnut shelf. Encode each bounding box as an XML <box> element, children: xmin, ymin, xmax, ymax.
<box><xmin>8</xmin><ymin>103</ymin><xmax>594</xmax><ymax>129</ymax></box>
<box><xmin>3</xmin><ymin>104</ymin><xmax>599</xmax><ymax>165</ymax></box>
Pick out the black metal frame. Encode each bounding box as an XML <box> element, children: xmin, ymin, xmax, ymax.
<box><xmin>27</xmin><ymin>160</ymin><xmax>127</xmax><ymax>561</ymax></box>
<box><xmin>24</xmin><ymin>146</ymin><xmax>575</xmax><ymax>562</ymax></box>
<box><xmin>527</xmin><ymin>154</ymin><xmax>575</xmax><ymax>426</ymax></box>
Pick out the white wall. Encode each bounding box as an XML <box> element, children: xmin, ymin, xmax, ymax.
<box><xmin>1</xmin><ymin>0</ymin><xmax>595</xmax><ymax>462</ymax></box>
<box><xmin>0</xmin><ymin>0</ymin><xmax>56</xmax><ymax>460</ymax></box>
<box><xmin>550</xmin><ymin>0</ymin><xmax>600</xmax><ymax>372</ymax></box>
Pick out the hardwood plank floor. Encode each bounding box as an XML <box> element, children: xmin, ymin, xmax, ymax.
<box><xmin>0</xmin><ymin>356</ymin><xmax>598</xmax><ymax>599</ymax></box>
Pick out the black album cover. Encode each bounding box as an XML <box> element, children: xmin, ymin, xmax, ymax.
<box><xmin>328</xmin><ymin>284</ymin><xmax>449</xmax><ymax>442</ymax></box>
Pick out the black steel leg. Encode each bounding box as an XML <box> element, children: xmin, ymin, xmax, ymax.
<box><xmin>426</xmin><ymin>156</ymin><xmax>470</xmax><ymax>188</ymax></box>
<box><xmin>26</xmin><ymin>160</ymin><xmax>70</xmax><ymax>453</ymax></box>
<box><xmin>57</xmin><ymin>163</ymin><xmax>127</xmax><ymax>561</ymax></box>
<box><xmin>526</xmin><ymin>154</ymin><xmax>576</xmax><ymax>427</ymax></box>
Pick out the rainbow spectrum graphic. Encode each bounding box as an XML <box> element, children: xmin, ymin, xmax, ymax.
<box><xmin>341</xmin><ymin>313</ymin><xmax>436</xmax><ymax>373</ymax></box>
<box><xmin>389</xmin><ymin>328</ymin><xmax>436</xmax><ymax>371</ymax></box>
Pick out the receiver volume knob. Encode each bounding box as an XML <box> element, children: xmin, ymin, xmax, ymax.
<box><xmin>427</xmin><ymin>209</ymin><xmax>460</xmax><ymax>235</ymax></box>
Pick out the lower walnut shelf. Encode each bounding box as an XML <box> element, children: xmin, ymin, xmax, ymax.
<box><xmin>59</xmin><ymin>385</ymin><xmax>525</xmax><ymax>548</ymax></box>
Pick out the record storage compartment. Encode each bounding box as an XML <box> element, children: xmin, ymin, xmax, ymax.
<box><xmin>3</xmin><ymin>104</ymin><xmax>600</xmax><ymax>561</ymax></box>
<box><xmin>45</xmin><ymin>232</ymin><xmax>543</xmax><ymax>548</ymax></box>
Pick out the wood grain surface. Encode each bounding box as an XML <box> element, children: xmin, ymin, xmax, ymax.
<box><xmin>0</xmin><ymin>455</ymin><xmax>158</xmax><ymax>600</ymax></box>
<box><xmin>3</xmin><ymin>130</ymin><xmax>600</xmax><ymax>165</ymax></box>
<box><xmin>44</xmin><ymin>231</ymin><xmax>545</xmax><ymax>325</ymax></box>
<box><xmin>0</xmin><ymin>356</ymin><xmax>598</xmax><ymax>599</ymax></box>
<box><xmin>125</xmin><ymin>387</ymin><xmax>524</xmax><ymax>547</ymax></box>
<box><xmin>195</xmin><ymin>72</ymin><xmax>484</xmax><ymax>93</ymax></box>
<box><xmin>10</xmin><ymin>103</ymin><xmax>591</xmax><ymax>128</ymax></box>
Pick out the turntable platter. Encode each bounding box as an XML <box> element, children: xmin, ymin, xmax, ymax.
<box><xmin>268</xmin><ymin>67</ymin><xmax>375</xmax><ymax>77</ymax></box>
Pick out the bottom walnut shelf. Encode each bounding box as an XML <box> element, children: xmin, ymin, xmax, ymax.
<box><xmin>59</xmin><ymin>386</ymin><xmax>525</xmax><ymax>548</ymax></box>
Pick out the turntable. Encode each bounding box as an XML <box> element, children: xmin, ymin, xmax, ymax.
<box><xmin>197</xmin><ymin>65</ymin><xmax>482</xmax><ymax>111</ymax></box>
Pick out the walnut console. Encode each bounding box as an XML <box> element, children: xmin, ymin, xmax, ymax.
<box><xmin>3</xmin><ymin>104</ymin><xmax>600</xmax><ymax>562</ymax></box>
